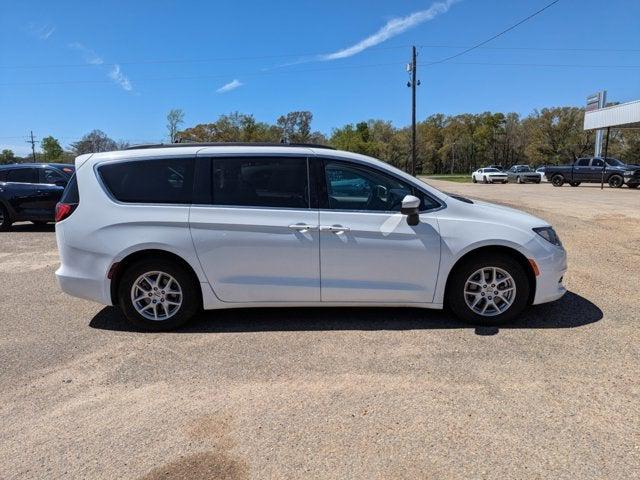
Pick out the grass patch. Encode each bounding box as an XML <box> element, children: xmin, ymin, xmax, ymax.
<box><xmin>421</xmin><ymin>174</ymin><xmax>472</xmax><ymax>183</ymax></box>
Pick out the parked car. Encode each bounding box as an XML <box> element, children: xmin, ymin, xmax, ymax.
<box><xmin>471</xmin><ymin>168</ymin><xmax>508</xmax><ymax>184</ymax></box>
<box><xmin>535</xmin><ymin>166</ymin><xmax>548</xmax><ymax>182</ymax></box>
<box><xmin>506</xmin><ymin>165</ymin><xmax>541</xmax><ymax>184</ymax></box>
<box><xmin>0</xmin><ymin>163</ymin><xmax>75</xmax><ymax>230</ymax></box>
<box><xmin>545</xmin><ymin>157</ymin><xmax>640</xmax><ymax>188</ymax></box>
<box><xmin>55</xmin><ymin>143</ymin><xmax>567</xmax><ymax>331</ymax></box>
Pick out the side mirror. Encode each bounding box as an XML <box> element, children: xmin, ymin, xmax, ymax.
<box><xmin>400</xmin><ymin>194</ymin><xmax>420</xmax><ymax>226</ymax></box>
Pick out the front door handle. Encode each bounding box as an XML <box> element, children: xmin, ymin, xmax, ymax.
<box><xmin>289</xmin><ymin>224</ymin><xmax>317</xmax><ymax>232</ymax></box>
<box><xmin>320</xmin><ymin>225</ymin><xmax>350</xmax><ymax>234</ymax></box>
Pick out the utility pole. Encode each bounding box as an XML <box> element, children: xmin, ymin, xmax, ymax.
<box><xmin>26</xmin><ymin>131</ymin><xmax>37</xmax><ymax>162</ymax></box>
<box><xmin>406</xmin><ymin>46</ymin><xmax>420</xmax><ymax>176</ymax></box>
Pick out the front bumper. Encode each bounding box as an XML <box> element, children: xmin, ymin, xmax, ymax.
<box><xmin>532</xmin><ymin>246</ymin><xmax>568</xmax><ymax>305</ymax></box>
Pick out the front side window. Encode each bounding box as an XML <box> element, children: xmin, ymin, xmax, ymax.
<box><xmin>99</xmin><ymin>158</ymin><xmax>194</xmax><ymax>204</ymax></box>
<box><xmin>6</xmin><ymin>168</ymin><xmax>36</xmax><ymax>183</ymax></box>
<box><xmin>212</xmin><ymin>157</ymin><xmax>309</xmax><ymax>208</ymax></box>
<box><xmin>324</xmin><ymin>161</ymin><xmax>437</xmax><ymax>212</ymax></box>
<box><xmin>40</xmin><ymin>168</ymin><xmax>67</xmax><ymax>184</ymax></box>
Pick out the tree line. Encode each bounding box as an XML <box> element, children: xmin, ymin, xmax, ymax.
<box><xmin>3</xmin><ymin>106</ymin><xmax>638</xmax><ymax>173</ymax></box>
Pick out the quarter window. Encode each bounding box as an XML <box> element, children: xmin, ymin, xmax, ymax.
<box><xmin>324</xmin><ymin>161</ymin><xmax>438</xmax><ymax>212</ymax></box>
<box><xmin>99</xmin><ymin>158</ymin><xmax>195</xmax><ymax>204</ymax></box>
<box><xmin>212</xmin><ymin>157</ymin><xmax>309</xmax><ymax>208</ymax></box>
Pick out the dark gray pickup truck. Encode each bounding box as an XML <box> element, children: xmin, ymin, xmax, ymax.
<box><xmin>544</xmin><ymin>157</ymin><xmax>640</xmax><ymax>188</ymax></box>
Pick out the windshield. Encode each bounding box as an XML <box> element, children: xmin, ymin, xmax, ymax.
<box><xmin>484</xmin><ymin>168</ymin><xmax>500</xmax><ymax>172</ymax></box>
<box><xmin>515</xmin><ymin>166</ymin><xmax>532</xmax><ymax>172</ymax></box>
<box><xmin>605</xmin><ymin>158</ymin><xmax>625</xmax><ymax>167</ymax></box>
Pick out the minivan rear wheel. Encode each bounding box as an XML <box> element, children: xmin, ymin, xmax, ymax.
<box><xmin>118</xmin><ymin>259</ymin><xmax>200</xmax><ymax>331</ymax></box>
<box><xmin>446</xmin><ymin>253</ymin><xmax>530</xmax><ymax>326</ymax></box>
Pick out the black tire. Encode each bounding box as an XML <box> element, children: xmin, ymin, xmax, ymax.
<box><xmin>117</xmin><ymin>259</ymin><xmax>201</xmax><ymax>331</ymax></box>
<box><xmin>472</xmin><ymin>176</ymin><xmax>477</xmax><ymax>183</ymax></box>
<box><xmin>627</xmin><ymin>183</ymin><xmax>639</xmax><ymax>189</ymax></box>
<box><xmin>535</xmin><ymin>180</ymin><xmax>541</xmax><ymax>184</ymax></box>
<box><xmin>483</xmin><ymin>176</ymin><xmax>488</xmax><ymax>184</ymax></box>
<box><xmin>551</xmin><ymin>175</ymin><xmax>564</xmax><ymax>187</ymax></box>
<box><xmin>446</xmin><ymin>253</ymin><xmax>530</xmax><ymax>326</ymax></box>
<box><xmin>569</xmin><ymin>182</ymin><xmax>581</xmax><ymax>187</ymax></box>
<box><xmin>0</xmin><ymin>205</ymin><xmax>12</xmax><ymax>231</ymax></box>
<box><xmin>608</xmin><ymin>175</ymin><xmax>623</xmax><ymax>188</ymax></box>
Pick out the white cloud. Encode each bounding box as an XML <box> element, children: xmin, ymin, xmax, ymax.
<box><xmin>109</xmin><ymin>65</ymin><xmax>133</xmax><ymax>91</ymax></box>
<box><xmin>319</xmin><ymin>0</ymin><xmax>459</xmax><ymax>61</ymax></box>
<box><xmin>68</xmin><ymin>42</ymin><xmax>104</xmax><ymax>65</ymax></box>
<box><xmin>216</xmin><ymin>79</ymin><xmax>243</xmax><ymax>93</ymax></box>
<box><xmin>26</xmin><ymin>22</ymin><xmax>56</xmax><ymax>40</ymax></box>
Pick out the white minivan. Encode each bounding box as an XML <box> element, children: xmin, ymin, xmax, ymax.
<box><xmin>55</xmin><ymin>143</ymin><xmax>567</xmax><ymax>331</ymax></box>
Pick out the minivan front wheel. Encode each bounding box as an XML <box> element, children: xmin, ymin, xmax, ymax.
<box><xmin>447</xmin><ymin>253</ymin><xmax>530</xmax><ymax>326</ymax></box>
<box><xmin>118</xmin><ymin>259</ymin><xmax>200</xmax><ymax>331</ymax></box>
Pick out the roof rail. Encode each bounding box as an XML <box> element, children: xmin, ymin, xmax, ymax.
<box><xmin>124</xmin><ymin>142</ymin><xmax>335</xmax><ymax>151</ymax></box>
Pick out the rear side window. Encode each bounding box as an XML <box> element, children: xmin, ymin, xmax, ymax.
<box><xmin>99</xmin><ymin>158</ymin><xmax>195</xmax><ymax>204</ymax></box>
<box><xmin>60</xmin><ymin>174</ymin><xmax>79</xmax><ymax>203</ymax></box>
<box><xmin>576</xmin><ymin>159</ymin><xmax>590</xmax><ymax>166</ymax></box>
<box><xmin>212</xmin><ymin>157</ymin><xmax>309</xmax><ymax>208</ymax></box>
<box><xmin>6</xmin><ymin>168</ymin><xmax>36</xmax><ymax>183</ymax></box>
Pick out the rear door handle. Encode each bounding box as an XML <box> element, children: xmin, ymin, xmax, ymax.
<box><xmin>289</xmin><ymin>224</ymin><xmax>317</xmax><ymax>232</ymax></box>
<box><xmin>320</xmin><ymin>225</ymin><xmax>350</xmax><ymax>234</ymax></box>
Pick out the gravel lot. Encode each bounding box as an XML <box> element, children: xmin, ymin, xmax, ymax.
<box><xmin>1</xmin><ymin>181</ymin><xmax>638</xmax><ymax>479</ymax></box>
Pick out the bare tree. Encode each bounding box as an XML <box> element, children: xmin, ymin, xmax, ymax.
<box><xmin>166</xmin><ymin>109</ymin><xmax>185</xmax><ymax>143</ymax></box>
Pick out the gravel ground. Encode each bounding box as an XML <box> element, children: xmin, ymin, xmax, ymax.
<box><xmin>0</xmin><ymin>181</ymin><xmax>638</xmax><ymax>479</ymax></box>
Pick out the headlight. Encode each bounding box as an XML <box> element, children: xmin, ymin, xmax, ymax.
<box><xmin>533</xmin><ymin>226</ymin><xmax>562</xmax><ymax>247</ymax></box>
<box><xmin>624</xmin><ymin>170</ymin><xmax>634</xmax><ymax>176</ymax></box>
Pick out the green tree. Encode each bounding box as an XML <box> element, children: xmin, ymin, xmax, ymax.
<box><xmin>0</xmin><ymin>149</ymin><xmax>16</xmax><ymax>164</ymax></box>
<box><xmin>166</xmin><ymin>109</ymin><xmax>185</xmax><ymax>143</ymax></box>
<box><xmin>41</xmin><ymin>136</ymin><xmax>63</xmax><ymax>161</ymax></box>
<box><xmin>70</xmin><ymin>130</ymin><xmax>117</xmax><ymax>154</ymax></box>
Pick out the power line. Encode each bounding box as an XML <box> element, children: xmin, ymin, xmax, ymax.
<box><xmin>426</xmin><ymin>0</ymin><xmax>562</xmax><ymax>66</ymax></box>
<box><xmin>2</xmin><ymin>60</ymin><xmax>640</xmax><ymax>88</ymax></box>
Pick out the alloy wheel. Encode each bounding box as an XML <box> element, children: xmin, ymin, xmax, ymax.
<box><xmin>130</xmin><ymin>271</ymin><xmax>183</xmax><ymax>321</ymax></box>
<box><xmin>463</xmin><ymin>266</ymin><xmax>517</xmax><ymax>317</ymax></box>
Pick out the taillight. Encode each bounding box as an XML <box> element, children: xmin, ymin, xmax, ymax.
<box><xmin>55</xmin><ymin>202</ymin><xmax>77</xmax><ymax>222</ymax></box>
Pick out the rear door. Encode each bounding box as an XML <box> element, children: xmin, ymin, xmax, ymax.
<box><xmin>573</xmin><ymin>158</ymin><xmax>591</xmax><ymax>182</ymax></box>
<box><xmin>189</xmin><ymin>154</ymin><xmax>320</xmax><ymax>303</ymax></box>
<box><xmin>36</xmin><ymin>167</ymin><xmax>67</xmax><ymax>218</ymax></box>
<box><xmin>317</xmin><ymin>158</ymin><xmax>441</xmax><ymax>303</ymax></box>
<box><xmin>4</xmin><ymin>167</ymin><xmax>40</xmax><ymax>217</ymax></box>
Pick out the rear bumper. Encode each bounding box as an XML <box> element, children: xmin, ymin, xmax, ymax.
<box><xmin>55</xmin><ymin>267</ymin><xmax>113</xmax><ymax>305</ymax></box>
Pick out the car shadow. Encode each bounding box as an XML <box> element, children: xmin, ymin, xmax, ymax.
<box><xmin>89</xmin><ymin>291</ymin><xmax>602</xmax><ymax>335</ymax></box>
<box><xmin>1</xmin><ymin>222</ymin><xmax>55</xmax><ymax>233</ymax></box>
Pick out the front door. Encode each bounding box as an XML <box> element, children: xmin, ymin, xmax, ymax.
<box><xmin>318</xmin><ymin>159</ymin><xmax>441</xmax><ymax>303</ymax></box>
<box><xmin>190</xmin><ymin>155</ymin><xmax>320</xmax><ymax>303</ymax></box>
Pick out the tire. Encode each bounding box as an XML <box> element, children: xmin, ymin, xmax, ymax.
<box><xmin>472</xmin><ymin>176</ymin><xmax>477</xmax><ymax>183</ymax></box>
<box><xmin>627</xmin><ymin>183</ymin><xmax>639</xmax><ymax>189</ymax></box>
<box><xmin>0</xmin><ymin>205</ymin><xmax>12</xmax><ymax>231</ymax></box>
<box><xmin>535</xmin><ymin>180</ymin><xmax>541</xmax><ymax>184</ymax></box>
<box><xmin>117</xmin><ymin>259</ymin><xmax>201</xmax><ymax>331</ymax></box>
<box><xmin>483</xmin><ymin>176</ymin><xmax>488</xmax><ymax>184</ymax></box>
<box><xmin>446</xmin><ymin>253</ymin><xmax>530</xmax><ymax>326</ymax></box>
<box><xmin>516</xmin><ymin>176</ymin><xmax>522</xmax><ymax>184</ymax></box>
<box><xmin>608</xmin><ymin>175</ymin><xmax>623</xmax><ymax>188</ymax></box>
<box><xmin>569</xmin><ymin>182</ymin><xmax>580</xmax><ymax>187</ymax></box>
<box><xmin>551</xmin><ymin>175</ymin><xmax>564</xmax><ymax>187</ymax></box>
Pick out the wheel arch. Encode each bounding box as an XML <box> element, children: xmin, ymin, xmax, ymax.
<box><xmin>443</xmin><ymin>245</ymin><xmax>536</xmax><ymax>306</ymax></box>
<box><xmin>109</xmin><ymin>249</ymin><xmax>203</xmax><ymax>307</ymax></box>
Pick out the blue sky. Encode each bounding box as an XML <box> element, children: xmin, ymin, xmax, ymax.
<box><xmin>1</xmin><ymin>0</ymin><xmax>639</xmax><ymax>155</ymax></box>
